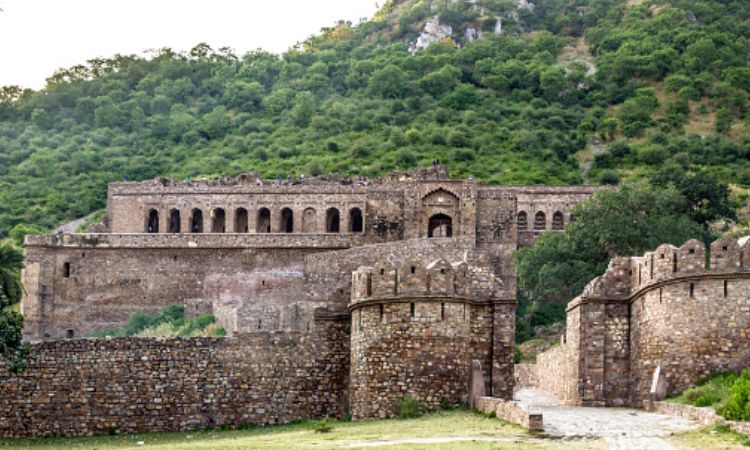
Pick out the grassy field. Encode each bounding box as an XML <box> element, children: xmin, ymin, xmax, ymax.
<box><xmin>0</xmin><ymin>410</ymin><xmax>601</xmax><ymax>450</ymax></box>
<box><xmin>2</xmin><ymin>410</ymin><xmax>747</xmax><ymax>450</ymax></box>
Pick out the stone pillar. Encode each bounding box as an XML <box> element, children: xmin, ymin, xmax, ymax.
<box><xmin>491</xmin><ymin>300</ymin><xmax>516</xmax><ymax>399</ymax></box>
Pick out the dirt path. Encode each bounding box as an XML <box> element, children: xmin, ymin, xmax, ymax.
<box><xmin>515</xmin><ymin>388</ymin><xmax>700</xmax><ymax>450</ymax></box>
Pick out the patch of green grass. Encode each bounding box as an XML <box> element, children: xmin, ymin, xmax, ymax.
<box><xmin>74</xmin><ymin>209</ymin><xmax>106</xmax><ymax>233</ymax></box>
<box><xmin>0</xmin><ymin>410</ymin><xmax>601</xmax><ymax>450</ymax></box>
<box><xmin>669</xmin><ymin>369</ymin><xmax>750</xmax><ymax>422</ymax></box>
<box><xmin>668</xmin><ymin>423</ymin><xmax>750</xmax><ymax>449</ymax></box>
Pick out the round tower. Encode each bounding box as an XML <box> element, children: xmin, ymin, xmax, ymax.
<box><xmin>348</xmin><ymin>258</ymin><xmax>495</xmax><ymax>419</ymax></box>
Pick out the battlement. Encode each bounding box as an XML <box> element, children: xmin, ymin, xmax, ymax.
<box><xmin>570</xmin><ymin>235</ymin><xmax>750</xmax><ymax>309</ymax></box>
<box><xmin>350</xmin><ymin>257</ymin><xmax>499</xmax><ymax>307</ymax></box>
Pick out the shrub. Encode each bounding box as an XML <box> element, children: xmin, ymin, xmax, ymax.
<box><xmin>718</xmin><ymin>371</ymin><xmax>750</xmax><ymax>421</ymax></box>
<box><xmin>312</xmin><ymin>418</ymin><xmax>334</xmax><ymax>433</ymax></box>
<box><xmin>395</xmin><ymin>395</ymin><xmax>427</xmax><ymax>418</ymax></box>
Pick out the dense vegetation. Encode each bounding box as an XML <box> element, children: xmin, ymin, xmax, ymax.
<box><xmin>0</xmin><ymin>239</ymin><xmax>25</xmax><ymax>369</ymax></box>
<box><xmin>91</xmin><ymin>304</ymin><xmax>225</xmax><ymax>338</ymax></box>
<box><xmin>671</xmin><ymin>370</ymin><xmax>750</xmax><ymax>421</ymax></box>
<box><xmin>1</xmin><ymin>0</ymin><xmax>749</xmax><ymax>237</ymax></box>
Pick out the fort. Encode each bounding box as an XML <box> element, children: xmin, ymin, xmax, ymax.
<box><xmin>2</xmin><ymin>166</ymin><xmax>594</xmax><ymax>436</ymax></box>
<box><xmin>8</xmin><ymin>165</ymin><xmax>749</xmax><ymax>438</ymax></box>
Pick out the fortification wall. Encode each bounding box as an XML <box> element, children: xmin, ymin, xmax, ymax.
<box><xmin>21</xmin><ymin>234</ymin><xmax>363</xmax><ymax>340</ymax></box>
<box><xmin>532</xmin><ymin>236</ymin><xmax>750</xmax><ymax>408</ymax></box>
<box><xmin>348</xmin><ymin>257</ymin><xmax>513</xmax><ymax>419</ymax></box>
<box><xmin>0</xmin><ymin>320</ymin><xmax>349</xmax><ymax>437</ymax></box>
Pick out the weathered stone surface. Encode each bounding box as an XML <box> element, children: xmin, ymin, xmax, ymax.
<box><xmin>531</xmin><ymin>236</ymin><xmax>750</xmax><ymax>408</ymax></box>
<box><xmin>0</xmin><ymin>321</ymin><xmax>349</xmax><ymax>437</ymax></box>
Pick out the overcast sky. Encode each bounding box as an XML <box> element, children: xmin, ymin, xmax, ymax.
<box><xmin>0</xmin><ymin>0</ymin><xmax>379</xmax><ymax>89</ymax></box>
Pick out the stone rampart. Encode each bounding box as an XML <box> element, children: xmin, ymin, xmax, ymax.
<box><xmin>348</xmin><ymin>256</ymin><xmax>514</xmax><ymax>419</ymax></box>
<box><xmin>531</xmin><ymin>236</ymin><xmax>750</xmax><ymax>408</ymax></box>
<box><xmin>0</xmin><ymin>321</ymin><xmax>349</xmax><ymax>437</ymax></box>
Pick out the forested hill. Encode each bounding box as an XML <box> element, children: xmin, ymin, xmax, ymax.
<box><xmin>1</xmin><ymin>0</ymin><xmax>749</xmax><ymax>237</ymax></box>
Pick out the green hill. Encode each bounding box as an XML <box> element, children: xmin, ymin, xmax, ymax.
<box><xmin>1</xmin><ymin>0</ymin><xmax>749</xmax><ymax>236</ymax></box>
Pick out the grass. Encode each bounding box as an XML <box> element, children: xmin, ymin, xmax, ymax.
<box><xmin>0</xmin><ymin>410</ymin><xmax>602</xmax><ymax>450</ymax></box>
<box><xmin>668</xmin><ymin>423</ymin><xmax>750</xmax><ymax>449</ymax></box>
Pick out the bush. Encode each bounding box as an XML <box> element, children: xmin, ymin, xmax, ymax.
<box><xmin>718</xmin><ymin>371</ymin><xmax>750</xmax><ymax>421</ymax></box>
<box><xmin>395</xmin><ymin>395</ymin><xmax>427</xmax><ymax>419</ymax></box>
<box><xmin>312</xmin><ymin>418</ymin><xmax>334</xmax><ymax>433</ymax></box>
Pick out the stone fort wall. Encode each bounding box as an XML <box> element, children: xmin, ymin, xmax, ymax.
<box><xmin>0</xmin><ymin>319</ymin><xmax>349</xmax><ymax>437</ymax></box>
<box><xmin>347</xmin><ymin>258</ymin><xmax>515</xmax><ymax>419</ymax></box>
<box><xmin>531</xmin><ymin>236</ymin><xmax>750</xmax><ymax>407</ymax></box>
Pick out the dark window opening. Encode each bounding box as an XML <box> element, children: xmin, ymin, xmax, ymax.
<box><xmin>441</xmin><ymin>302</ymin><xmax>445</xmax><ymax>321</ymax></box>
<box><xmin>673</xmin><ymin>253</ymin><xmax>677</xmax><ymax>273</ymax></box>
<box><xmin>190</xmin><ymin>209</ymin><xmax>204</xmax><ymax>233</ymax></box>
<box><xmin>62</xmin><ymin>262</ymin><xmax>70</xmax><ymax>278</ymax></box>
<box><xmin>552</xmin><ymin>211</ymin><xmax>564</xmax><ymax>230</ymax></box>
<box><xmin>281</xmin><ymin>208</ymin><xmax>294</xmax><ymax>233</ymax></box>
<box><xmin>724</xmin><ymin>280</ymin><xmax>728</xmax><ymax>298</ymax></box>
<box><xmin>517</xmin><ymin>211</ymin><xmax>528</xmax><ymax>231</ymax></box>
<box><xmin>689</xmin><ymin>248</ymin><xmax>695</xmax><ymax>254</ymax></box>
<box><xmin>66</xmin><ymin>329</ymin><xmax>74</xmax><ymax>339</ymax></box>
<box><xmin>723</xmin><ymin>245</ymin><xmax>728</xmax><ymax>251</ymax></box>
<box><xmin>379</xmin><ymin>304</ymin><xmax>384</xmax><ymax>323</ymax></box>
<box><xmin>212</xmin><ymin>208</ymin><xmax>226</xmax><ymax>233</ymax></box>
<box><xmin>380</xmin><ymin>268</ymin><xmax>384</xmax><ymax>275</ymax></box>
<box><xmin>146</xmin><ymin>209</ymin><xmax>159</xmax><ymax>233</ymax></box>
<box><xmin>690</xmin><ymin>283</ymin><xmax>695</xmax><ymax>298</ymax></box>
<box><xmin>411</xmin><ymin>266</ymin><xmax>416</xmax><ymax>274</ymax></box>
<box><xmin>440</xmin><ymin>268</ymin><xmax>445</xmax><ymax>274</ymax></box>
<box><xmin>235</xmin><ymin>208</ymin><xmax>249</xmax><ymax>233</ymax></box>
<box><xmin>350</xmin><ymin>208</ymin><xmax>363</xmax><ymax>233</ymax></box>
<box><xmin>169</xmin><ymin>209</ymin><xmax>181</xmax><ymax>233</ymax></box>
<box><xmin>410</xmin><ymin>302</ymin><xmax>415</xmax><ymax>319</ymax></box>
<box><xmin>428</xmin><ymin>214</ymin><xmax>452</xmax><ymax>238</ymax></box>
<box><xmin>659</xmin><ymin>288</ymin><xmax>663</xmax><ymax>304</ymax></box>
<box><xmin>326</xmin><ymin>208</ymin><xmax>340</xmax><ymax>233</ymax></box>
<box><xmin>366</xmin><ymin>275</ymin><xmax>372</xmax><ymax>296</ymax></box>
<box><xmin>534</xmin><ymin>211</ymin><xmax>546</xmax><ymax>230</ymax></box>
<box><xmin>257</xmin><ymin>208</ymin><xmax>271</xmax><ymax>233</ymax></box>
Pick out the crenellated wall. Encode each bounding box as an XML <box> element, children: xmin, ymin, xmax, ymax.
<box><xmin>348</xmin><ymin>258</ymin><xmax>514</xmax><ymax>420</ymax></box>
<box><xmin>532</xmin><ymin>236</ymin><xmax>750</xmax><ymax>407</ymax></box>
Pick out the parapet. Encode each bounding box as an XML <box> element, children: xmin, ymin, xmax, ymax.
<box><xmin>350</xmin><ymin>257</ymin><xmax>501</xmax><ymax>306</ymax></box>
<box><xmin>570</xmin><ymin>235</ymin><xmax>750</xmax><ymax>309</ymax></box>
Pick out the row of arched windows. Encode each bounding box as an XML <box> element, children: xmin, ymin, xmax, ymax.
<box><xmin>146</xmin><ymin>207</ymin><xmax>364</xmax><ymax>234</ymax></box>
<box><xmin>516</xmin><ymin>210</ymin><xmax>566</xmax><ymax>231</ymax></box>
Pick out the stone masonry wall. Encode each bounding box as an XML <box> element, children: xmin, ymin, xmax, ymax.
<box><xmin>349</xmin><ymin>300</ymin><xmax>475</xmax><ymax>419</ymax></box>
<box><xmin>0</xmin><ymin>320</ymin><xmax>349</xmax><ymax>437</ymax></box>
<box><xmin>532</xmin><ymin>236</ymin><xmax>750</xmax><ymax>408</ymax></box>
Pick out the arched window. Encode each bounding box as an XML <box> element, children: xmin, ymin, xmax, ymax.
<box><xmin>350</xmin><ymin>207</ymin><xmax>363</xmax><ymax>233</ymax></box>
<box><xmin>280</xmin><ymin>208</ymin><xmax>294</xmax><ymax>233</ymax></box>
<box><xmin>62</xmin><ymin>262</ymin><xmax>70</xmax><ymax>278</ymax></box>
<box><xmin>234</xmin><ymin>208</ymin><xmax>248</xmax><ymax>233</ymax></box>
<box><xmin>257</xmin><ymin>208</ymin><xmax>271</xmax><ymax>233</ymax></box>
<box><xmin>169</xmin><ymin>209</ymin><xmax>181</xmax><ymax>233</ymax></box>
<box><xmin>190</xmin><ymin>209</ymin><xmax>204</xmax><ymax>233</ymax></box>
<box><xmin>428</xmin><ymin>214</ymin><xmax>452</xmax><ymax>238</ymax></box>
<box><xmin>534</xmin><ymin>211</ymin><xmax>546</xmax><ymax>230</ymax></box>
<box><xmin>146</xmin><ymin>209</ymin><xmax>159</xmax><ymax>233</ymax></box>
<box><xmin>552</xmin><ymin>211</ymin><xmax>564</xmax><ymax>230</ymax></box>
<box><xmin>326</xmin><ymin>208</ymin><xmax>340</xmax><ymax>233</ymax></box>
<box><xmin>517</xmin><ymin>211</ymin><xmax>528</xmax><ymax>231</ymax></box>
<box><xmin>211</xmin><ymin>208</ymin><xmax>226</xmax><ymax>233</ymax></box>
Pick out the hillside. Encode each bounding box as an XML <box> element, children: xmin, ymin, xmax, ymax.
<box><xmin>0</xmin><ymin>0</ymin><xmax>749</xmax><ymax>236</ymax></box>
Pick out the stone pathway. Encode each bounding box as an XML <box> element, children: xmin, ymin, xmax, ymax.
<box><xmin>515</xmin><ymin>388</ymin><xmax>700</xmax><ymax>450</ymax></box>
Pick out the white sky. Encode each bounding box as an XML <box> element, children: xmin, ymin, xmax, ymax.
<box><xmin>0</xmin><ymin>0</ymin><xmax>379</xmax><ymax>89</ymax></box>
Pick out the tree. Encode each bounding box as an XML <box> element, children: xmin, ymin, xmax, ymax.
<box><xmin>514</xmin><ymin>184</ymin><xmax>704</xmax><ymax>337</ymax></box>
<box><xmin>0</xmin><ymin>240</ymin><xmax>25</xmax><ymax>370</ymax></box>
<box><xmin>367</xmin><ymin>65</ymin><xmax>408</xmax><ymax>99</ymax></box>
<box><xmin>650</xmin><ymin>170</ymin><xmax>736</xmax><ymax>227</ymax></box>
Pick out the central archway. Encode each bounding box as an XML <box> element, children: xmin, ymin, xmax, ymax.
<box><xmin>428</xmin><ymin>214</ymin><xmax>452</xmax><ymax>238</ymax></box>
